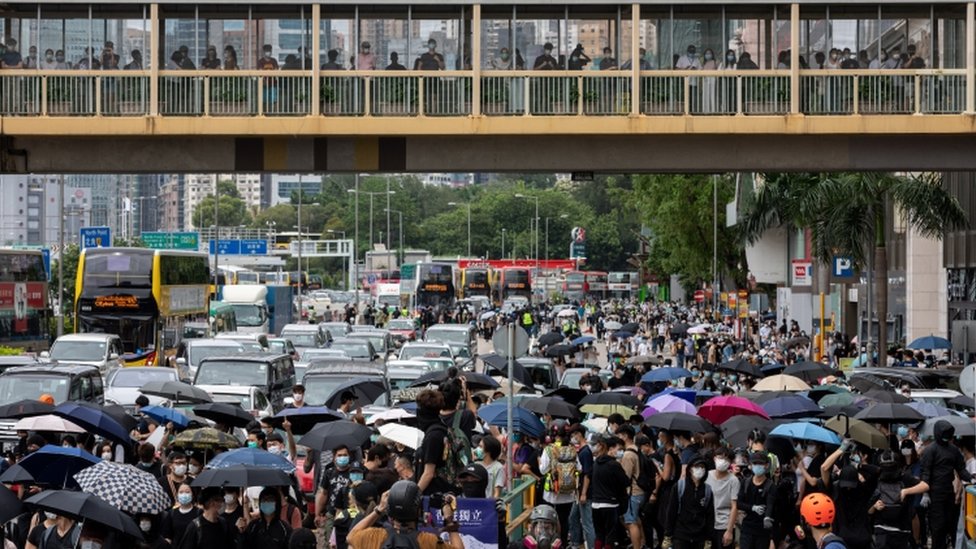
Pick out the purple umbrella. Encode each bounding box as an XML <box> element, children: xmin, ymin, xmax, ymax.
<box><xmin>646</xmin><ymin>394</ymin><xmax>698</xmax><ymax>415</ymax></box>
<box><xmin>640</xmin><ymin>406</ymin><xmax>661</xmax><ymax>419</ymax></box>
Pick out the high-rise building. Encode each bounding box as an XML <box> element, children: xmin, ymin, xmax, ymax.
<box><xmin>270</xmin><ymin>174</ymin><xmax>323</xmax><ymax>206</ymax></box>
<box><xmin>64</xmin><ymin>175</ymin><xmax>119</xmax><ymax>231</ymax></box>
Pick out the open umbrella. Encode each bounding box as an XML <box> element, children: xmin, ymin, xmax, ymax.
<box><xmin>538</xmin><ymin>332</ymin><xmax>565</xmax><ymax>347</ymax></box>
<box><xmin>571</xmin><ymin>336</ymin><xmax>595</xmax><ymax>346</ymax></box>
<box><xmin>171</xmin><ymin>427</ymin><xmax>241</xmax><ymax>450</ymax></box>
<box><xmin>26</xmin><ymin>490</ymin><xmax>142</xmax><ymax>539</ymax></box>
<box><xmin>0</xmin><ymin>465</ymin><xmax>35</xmax><ymax>484</ymax></box>
<box><xmin>485</xmin><ymin>407</ymin><xmax>546</xmax><ymax>438</ymax></box>
<box><xmin>544</xmin><ymin>344</ymin><xmax>576</xmax><ymax>358</ymax></box>
<box><xmin>140</xmin><ymin>405</ymin><xmax>190</xmax><ymax>429</ymax></box>
<box><xmin>324</xmin><ymin>377</ymin><xmax>388</xmax><ymax>409</ymax></box>
<box><xmin>73</xmin><ymin>460</ymin><xmax>172</xmax><ymax>515</ymax></box>
<box><xmin>627</xmin><ymin>355</ymin><xmax>661</xmax><ymax>367</ymax></box>
<box><xmin>298</xmin><ymin>420</ymin><xmax>372</xmax><ymax>451</ymax></box>
<box><xmin>753</xmin><ymin>375</ymin><xmax>811</xmax><ymax>392</ymax></box>
<box><xmin>823</xmin><ymin>416</ymin><xmax>890</xmax><ymax>449</ymax></box>
<box><xmin>193</xmin><ymin>464</ymin><xmax>293</xmax><ymax>488</ymax></box>
<box><xmin>855</xmin><ymin>403</ymin><xmax>925</xmax><ymax>424</ymax></box>
<box><xmin>807</xmin><ymin>384</ymin><xmax>849</xmax><ymax>402</ymax></box>
<box><xmin>783</xmin><ymin>336</ymin><xmax>811</xmax><ymax>349</ymax></box>
<box><xmin>906</xmin><ymin>401</ymin><xmax>955</xmax><ymax>419</ymax></box>
<box><xmin>847</xmin><ymin>374</ymin><xmax>890</xmax><ymax>394</ymax></box>
<box><xmin>193</xmin><ymin>403</ymin><xmax>253</xmax><ymax>429</ymax></box>
<box><xmin>543</xmin><ymin>387</ymin><xmax>587</xmax><ymax>406</ymax></box>
<box><xmin>907</xmin><ymin>335</ymin><xmax>951</xmax><ymax>350</ymax></box>
<box><xmin>140</xmin><ymin>380</ymin><xmax>212</xmax><ymax>404</ymax></box>
<box><xmin>645</xmin><ymin>412</ymin><xmax>713</xmax><ymax>433</ymax></box>
<box><xmin>761</xmin><ymin>394</ymin><xmax>823</xmax><ymax>419</ymax></box>
<box><xmin>268</xmin><ymin>406</ymin><xmax>344</xmax><ymax>434</ymax></box>
<box><xmin>603</xmin><ymin>320</ymin><xmax>622</xmax><ymax>330</ymax></box>
<box><xmin>558</xmin><ymin>309</ymin><xmax>579</xmax><ymax>319</ymax></box>
<box><xmin>770</xmin><ymin>422</ymin><xmax>841</xmax><ymax>445</ymax></box>
<box><xmin>6</xmin><ymin>445</ymin><xmax>100</xmax><ymax>488</ymax></box>
<box><xmin>949</xmin><ymin>395</ymin><xmax>975</xmax><ymax>409</ymax></box>
<box><xmin>52</xmin><ymin>402</ymin><xmax>130</xmax><ymax>445</ymax></box>
<box><xmin>520</xmin><ymin>397</ymin><xmax>579</xmax><ymax>419</ymax></box>
<box><xmin>862</xmin><ymin>390</ymin><xmax>911</xmax><ymax>404</ymax></box>
<box><xmin>717</xmin><ymin>358</ymin><xmax>763</xmax><ymax>378</ymax></box>
<box><xmin>671</xmin><ymin>323</ymin><xmax>689</xmax><ymax>336</ymax></box>
<box><xmin>621</xmin><ymin>322</ymin><xmax>641</xmax><ymax>334</ymax></box>
<box><xmin>409</xmin><ymin>370</ymin><xmax>499</xmax><ymax>391</ymax></box>
<box><xmin>611</xmin><ymin>331</ymin><xmax>635</xmax><ymax>340</ymax></box>
<box><xmin>580</xmin><ymin>392</ymin><xmax>641</xmax><ymax>409</ymax></box>
<box><xmin>14</xmin><ymin>414</ymin><xmax>84</xmax><ymax>433</ymax></box>
<box><xmin>0</xmin><ymin>484</ymin><xmax>22</xmax><ymax>523</ymax></box>
<box><xmin>366</xmin><ymin>408</ymin><xmax>415</xmax><ymax>425</ymax></box>
<box><xmin>207</xmin><ymin>447</ymin><xmax>295</xmax><ymax>472</ymax></box>
<box><xmin>784</xmin><ymin>361</ymin><xmax>836</xmax><ymax>383</ymax></box>
<box><xmin>721</xmin><ymin>415</ymin><xmax>773</xmax><ymax>448</ymax></box>
<box><xmin>646</xmin><ymin>394</ymin><xmax>697</xmax><ymax>415</ymax></box>
<box><xmin>641</xmin><ymin>367</ymin><xmax>692</xmax><ymax>384</ymax></box>
<box><xmin>481</xmin><ymin>353</ymin><xmax>535</xmax><ymax>389</ymax></box>
<box><xmin>920</xmin><ymin>415</ymin><xmax>976</xmax><ymax>439</ymax></box>
<box><xmin>0</xmin><ymin>399</ymin><xmax>54</xmax><ymax>419</ymax></box>
<box><xmin>818</xmin><ymin>392</ymin><xmax>860</xmax><ymax>408</ymax></box>
<box><xmin>698</xmin><ymin>396</ymin><xmax>769</xmax><ymax>425</ymax></box>
<box><xmin>378</xmin><ymin>423</ymin><xmax>425</xmax><ymax>450</ymax></box>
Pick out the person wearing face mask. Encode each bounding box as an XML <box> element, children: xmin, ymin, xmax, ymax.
<box><xmin>98</xmin><ymin>443</ymin><xmax>114</xmax><ymax>462</ymax></box>
<box><xmin>134</xmin><ymin>514</ymin><xmax>168</xmax><ymax>549</ymax></box>
<box><xmin>200</xmin><ymin>46</ymin><xmax>220</xmax><ymax>70</ymax></box>
<box><xmin>920</xmin><ymin>420</ymin><xmax>971</xmax><ymax>549</ymax></box>
<box><xmin>158</xmin><ymin>453</ymin><xmax>190</xmax><ymax>506</ymax></box>
<box><xmin>245</xmin><ymin>429</ymin><xmax>266</xmax><ymax>450</ymax></box>
<box><xmin>706</xmin><ymin>447</ymin><xmax>740</xmax><ymax>549</ymax></box>
<box><xmin>286</xmin><ymin>384</ymin><xmax>308</xmax><ymax>409</ymax></box>
<box><xmin>77</xmin><ymin>521</ymin><xmax>115</xmax><ymax>549</ymax></box>
<box><xmin>567</xmin><ymin>426</ymin><xmax>595</xmax><ymax>549</ymax></box>
<box><xmin>39</xmin><ymin>48</ymin><xmax>57</xmax><ymax>70</ymax></box>
<box><xmin>220</xmin><ymin>488</ymin><xmax>244</xmax><ymax>531</ymax></box>
<box><xmin>662</xmin><ymin>456</ymin><xmax>714</xmax><ymax>549</ymax></box>
<box><xmin>187</xmin><ymin>455</ymin><xmax>204</xmax><ymax>478</ymax></box>
<box><xmin>35</xmin><ymin>512</ymin><xmax>78</xmax><ymax>549</ymax></box>
<box><xmin>414</xmin><ymin>39</ymin><xmax>445</xmax><ymax>71</ymax></box>
<box><xmin>816</xmin><ymin>439</ymin><xmax>875</xmax><ymax>549</ymax></box>
<box><xmin>266</xmin><ymin>432</ymin><xmax>297</xmax><ymax>464</ymax></box>
<box><xmin>591</xmin><ymin>435</ymin><xmax>629</xmax><ymax>549</ymax></box>
<box><xmin>650</xmin><ymin>429</ymin><xmax>680</xmax><ymax>547</ymax></box>
<box><xmin>676</xmin><ymin>45</ymin><xmax>701</xmax><ymax>70</ymax></box>
<box><xmin>135</xmin><ymin>443</ymin><xmax>162</xmax><ymax>478</ymax></box>
<box><xmin>347</xmin><ymin>480</ymin><xmax>464</xmax><ymax>549</ymax></box>
<box><xmin>735</xmin><ymin>452</ymin><xmax>775</xmax><ymax>549</ymax></box>
<box><xmin>868</xmin><ymin>449</ymin><xmax>928</xmax><ymax>549</ymax></box>
<box><xmin>490</xmin><ymin>47</ymin><xmax>514</xmax><ymax>70</ymax></box>
<box><xmin>540</xmin><ymin>421</ymin><xmax>579</xmax><ymax>544</ymax></box>
<box><xmin>700</xmin><ymin>48</ymin><xmax>719</xmax><ymax>113</ymax></box>
<box><xmin>315</xmin><ymin>445</ymin><xmax>358</xmax><ymax>549</ymax></box>
<box><xmin>241</xmin><ymin>487</ymin><xmax>291</xmax><ymax>549</ymax></box>
<box><xmin>356</xmin><ymin>42</ymin><xmax>376</xmax><ymax>70</ymax></box>
<box><xmin>161</xmin><ymin>482</ymin><xmax>200</xmax><ymax>546</ymax></box>
<box><xmin>363</xmin><ymin>444</ymin><xmax>398</xmax><ymax>495</ymax></box>
<box><xmin>476</xmin><ymin>436</ymin><xmax>505</xmax><ymax>499</ymax></box>
<box><xmin>25</xmin><ymin>509</ymin><xmax>57</xmax><ymax>549</ymax></box>
<box><xmin>175</xmin><ymin>488</ymin><xmax>238</xmax><ymax>549</ymax></box>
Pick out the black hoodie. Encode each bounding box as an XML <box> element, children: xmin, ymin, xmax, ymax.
<box><xmin>919</xmin><ymin>420</ymin><xmax>971</xmax><ymax>499</ymax></box>
<box><xmin>591</xmin><ymin>454</ymin><xmax>629</xmax><ymax>507</ymax></box>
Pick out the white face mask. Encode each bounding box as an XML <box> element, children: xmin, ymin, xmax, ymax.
<box><xmin>101</xmin><ymin>452</ymin><xmax>112</xmax><ymax>461</ymax></box>
<box><xmin>714</xmin><ymin>458</ymin><xmax>730</xmax><ymax>473</ymax></box>
<box><xmin>901</xmin><ymin>448</ymin><xmax>913</xmax><ymax>457</ymax></box>
<box><xmin>80</xmin><ymin>541</ymin><xmax>102</xmax><ymax>549</ymax></box>
<box><xmin>691</xmin><ymin>467</ymin><xmax>706</xmax><ymax>481</ymax></box>
<box><xmin>188</xmin><ymin>464</ymin><xmax>201</xmax><ymax>475</ymax></box>
<box><xmin>268</xmin><ymin>445</ymin><xmax>282</xmax><ymax>455</ymax></box>
<box><xmin>173</xmin><ymin>464</ymin><xmax>187</xmax><ymax>476</ymax></box>
<box><xmin>45</xmin><ymin>512</ymin><xmax>57</xmax><ymax>521</ymax></box>
<box><xmin>225</xmin><ymin>494</ymin><xmax>237</xmax><ymax>504</ymax></box>
<box><xmin>293</xmin><ymin>393</ymin><xmax>304</xmax><ymax>402</ymax></box>
<box><xmin>806</xmin><ymin>445</ymin><xmax>818</xmax><ymax>455</ymax></box>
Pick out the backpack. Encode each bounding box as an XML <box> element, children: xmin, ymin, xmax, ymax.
<box><xmin>625</xmin><ymin>448</ymin><xmax>656</xmax><ymax>494</ymax></box>
<box><xmin>548</xmin><ymin>444</ymin><xmax>579</xmax><ymax>495</ymax></box>
<box><xmin>380</xmin><ymin>524</ymin><xmax>422</xmax><ymax>549</ymax></box>
<box><xmin>431</xmin><ymin>412</ymin><xmax>470</xmax><ymax>486</ymax></box>
<box><xmin>821</xmin><ymin>533</ymin><xmax>848</xmax><ymax>549</ymax></box>
<box><xmin>874</xmin><ymin>478</ymin><xmax>906</xmax><ymax>526</ymax></box>
<box><xmin>42</xmin><ymin>523</ymin><xmax>80</xmax><ymax>549</ymax></box>
<box><xmin>675</xmin><ymin>478</ymin><xmax>713</xmax><ymax>515</ymax></box>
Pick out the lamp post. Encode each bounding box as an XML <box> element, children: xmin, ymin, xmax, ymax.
<box><xmin>545</xmin><ymin>213</ymin><xmax>569</xmax><ymax>263</ymax></box>
<box><xmin>57</xmin><ymin>175</ymin><xmax>64</xmax><ymax>337</ymax></box>
<box><xmin>447</xmin><ymin>202</ymin><xmax>471</xmax><ymax>258</ymax></box>
<box><xmin>514</xmin><ymin>193</ymin><xmax>539</xmax><ymax>270</ymax></box>
<box><xmin>348</xmin><ymin>189</ymin><xmax>396</xmax><ymax>254</ymax></box>
<box><xmin>501</xmin><ymin>228</ymin><xmax>506</xmax><ymax>260</ymax></box>
<box><xmin>327</xmin><ymin>229</ymin><xmax>347</xmax><ymax>290</ymax></box>
<box><xmin>384</xmin><ymin>209</ymin><xmax>404</xmax><ymax>266</ymax></box>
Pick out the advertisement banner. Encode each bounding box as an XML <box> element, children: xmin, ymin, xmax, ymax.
<box><xmin>791</xmin><ymin>260</ymin><xmax>813</xmax><ymax>286</ymax></box>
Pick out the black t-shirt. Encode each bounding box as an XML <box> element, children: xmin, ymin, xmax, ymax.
<box><xmin>161</xmin><ymin>507</ymin><xmax>200</xmax><ymax>544</ymax></box>
<box><xmin>319</xmin><ymin>465</ymin><xmax>354</xmax><ymax>512</ymax></box>
<box><xmin>176</xmin><ymin>516</ymin><xmax>234</xmax><ymax>549</ymax></box>
<box><xmin>415</xmin><ymin>53</ymin><xmax>444</xmax><ymax>71</ymax></box>
<box><xmin>871</xmin><ymin>472</ymin><xmax>920</xmax><ymax>529</ymax></box>
<box><xmin>418</xmin><ymin>425</ymin><xmax>455</xmax><ymax>496</ymax></box>
<box><xmin>27</xmin><ymin>521</ymin><xmax>50</xmax><ymax>548</ymax></box>
<box><xmin>39</xmin><ymin>523</ymin><xmax>78</xmax><ymax>549</ymax></box>
<box><xmin>221</xmin><ymin>506</ymin><xmax>244</xmax><ymax>526</ymax></box>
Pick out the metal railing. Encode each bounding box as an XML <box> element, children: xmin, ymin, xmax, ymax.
<box><xmin>0</xmin><ymin>68</ymin><xmax>969</xmax><ymax>118</ymax></box>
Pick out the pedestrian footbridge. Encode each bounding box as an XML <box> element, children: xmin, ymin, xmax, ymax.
<box><xmin>3</xmin><ymin>0</ymin><xmax>976</xmax><ymax>173</ymax></box>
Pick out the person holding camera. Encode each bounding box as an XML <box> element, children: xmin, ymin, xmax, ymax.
<box><xmin>347</xmin><ymin>480</ymin><xmax>463</xmax><ymax>549</ymax></box>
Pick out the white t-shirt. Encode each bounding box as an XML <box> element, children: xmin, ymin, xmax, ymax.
<box><xmin>706</xmin><ymin>470</ymin><xmax>741</xmax><ymax>530</ymax></box>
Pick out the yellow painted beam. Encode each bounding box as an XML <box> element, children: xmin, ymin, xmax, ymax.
<box><xmin>264</xmin><ymin>138</ymin><xmax>288</xmax><ymax>171</ymax></box>
<box><xmin>353</xmin><ymin>137</ymin><xmax>379</xmax><ymax>170</ymax></box>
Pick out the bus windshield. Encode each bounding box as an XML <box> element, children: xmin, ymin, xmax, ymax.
<box><xmin>83</xmin><ymin>251</ymin><xmax>153</xmax><ymax>288</ymax></box>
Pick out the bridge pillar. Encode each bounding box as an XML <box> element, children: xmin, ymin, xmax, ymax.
<box><xmin>790</xmin><ymin>3</ymin><xmax>800</xmax><ymax>115</ymax></box>
<box><xmin>312</xmin><ymin>4</ymin><xmax>321</xmax><ymax>117</ymax></box>
<box><xmin>472</xmin><ymin>5</ymin><xmax>481</xmax><ymax>117</ymax></box>
<box><xmin>968</xmin><ymin>2</ymin><xmax>974</xmax><ymax>114</ymax></box>
<box><xmin>631</xmin><ymin>4</ymin><xmax>640</xmax><ymax>117</ymax></box>
<box><xmin>150</xmin><ymin>3</ymin><xmax>159</xmax><ymax>117</ymax></box>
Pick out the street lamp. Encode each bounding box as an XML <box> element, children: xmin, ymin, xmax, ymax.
<box><xmin>384</xmin><ymin>209</ymin><xmax>404</xmax><ymax>266</ymax></box>
<box><xmin>501</xmin><ymin>228</ymin><xmax>506</xmax><ymax>260</ymax></box>
<box><xmin>545</xmin><ymin>213</ymin><xmax>569</xmax><ymax>262</ymax></box>
<box><xmin>326</xmin><ymin>229</ymin><xmax>347</xmax><ymax>290</ymax></box>
<box><xmin>514</xmin><ymin>194</ymin><xmax>540</xmax><ymax>270</ymax></box>
<box><xmin>447</xmin><ymin>202</ymin><xmax>471</xmax><ymax>258</ymax></box>
<box><xmin>296</xmin><ymin>195</ymin><xmax>321</xmax><ymax>294</ymax></box>
<box><xmin>348</xmin><ymin>188</ymin><xmax>396</xmax><ymax>253</ymax></box>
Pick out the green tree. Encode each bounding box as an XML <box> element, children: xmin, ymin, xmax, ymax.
<box><xmin>193</xmin><ymin>181</ymin><xmax>251</xmax><ymax>228</ymax></box>
<box><xmin>739</xmin><ymin>172</ymin><xmax>968</xmax><ymax>355</ymax></box>
<box><xmin>632</xmin><ymin>174</ymin><xmax>746</xmax><ymax>293</ymax></box>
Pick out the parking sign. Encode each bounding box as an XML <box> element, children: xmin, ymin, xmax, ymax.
<box><xmin>831</xmin><ymin>255</ymin><xmax>857</xmax><ymax>282</ymax></box>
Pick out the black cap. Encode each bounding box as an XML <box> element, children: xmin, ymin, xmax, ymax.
<box><xmin>543</xmin><ymin>43</ymin><xmax>553</xmax><ymax>51</ymax></box>
<box><xmin>458</xmin><ymin>463</ymin><xmax>489</xmax><ymax>484</ymax></box>
<box><xmin>749</xmin><ymin>452</ymin><xmax>769</xmax><ymax>465</ymax></box>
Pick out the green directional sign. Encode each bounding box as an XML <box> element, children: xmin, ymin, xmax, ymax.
<box><xmin>141</xmin><ymin>232</ymin><xmax>200</xmax><ymax>250</ymax></box>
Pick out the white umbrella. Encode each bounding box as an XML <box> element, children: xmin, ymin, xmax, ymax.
<box><xmin>688</xmin><ymin>324</ymin><xmax>710</xmax><ymax>335</ymax></box>
<box><xmin>15</xmin><ymin>414</ymin><xmax>84</xmax><ymax>433</ymax></box>
<box><xmin>480</xmin><ymin>311</ymin><xmax>496</xmax><ymax>321</ymax></box>
<box><xmin>557</xmin><ymin>309</ymin><xmax>577</xmax><ymax>318</ymax></box>
<box><xmin>378</xmin><ymin>423</ymin><xmax>424</xmax><ymax>450</ymax></box>
<box><xmin>604</xmin><ymin>320</ymin><xmax>622</xmax><ymax>330</ymax></box>
<box><xmin>366</xmin><ymin>408</ymin><xmax>416</xmax><ymax>425</ymax></box>
<box><xmin>582</xmin><ymin>417</ymin><xmax>608</xmax><ymax>434</ymax></box>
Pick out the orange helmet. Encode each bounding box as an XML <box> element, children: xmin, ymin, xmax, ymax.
<box><xmin>38</xmin><ymin>394</ymin><xmax>54</xmax><ymax>405</ymax></box>
<box><xmin>800</xmin><ymin>493</ymin><xmax>835</xmax><ymax>528</ymax></box>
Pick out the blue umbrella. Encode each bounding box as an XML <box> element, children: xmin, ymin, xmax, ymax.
<box><xmin>52</xmin><ymin>402</ymin><xmax>130</xmax><ymax>446</ymax></box>
<box><xmin>641</xmin><ymin>367</ymin><xmax>693</xmax><ymax>384</ymax></box>
<box><xmin>140</xmin><ymin>405</ymin><xmax>189</xmax><ymax>429</ymax></box>
<box><xmin>6</xmin><ymin>445</ymin><xmax>100</xmax><ymax>488</ymax></box>
<box><xmin>907</xmin><ymin>335</ymin><xmax>951</xmax><ymax>350</ymax></box>
<box><xmin>770</xmin><ymin>422</ymin><xmax>841</xmax><ymax>445</ymax></box>
<box><xmin>612</xmin><ymin>331</ymin><xmax>635</xmax><ymax>339</ymax></box>
<box><xmin>571</xmin><ymin>336</ymin><xmax>595</xmax><ymax>346</ymax></box>
<box><xmin>207</xmin><ymin>447</ymin><xmax>296</xmax><ymax>472</ymax></box>
<box><xmin>761</xmin><ymin>395</ymin><xmax>822</xmax><ymax>419</ymax></box>
<box><xmin>484</xmin><ymin>407</ymin><xmax>545</xmax><ymax>438</ymax></box>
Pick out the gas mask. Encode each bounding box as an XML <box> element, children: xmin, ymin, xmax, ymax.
<box><xmin>523</xmin><ymin>520</ymin><xmax>561</xmax><ymax>549</ymax></box>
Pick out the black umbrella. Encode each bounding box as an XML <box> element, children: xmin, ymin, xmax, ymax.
<box><xmin>191</xmin><ymin>465</ymin><xmax>292</xmax><ymax>488</ymax></box>
<box><xmin>193</xmin><ymin>403</ymin><xmax>254</xmax><ymax>429</ymax></box>
<box><xmin>266</xmin><ymin>406</ymin><xmax>345</xmax><ymax>435</ymax></box>
<box><xmin>140</xmin><ymin>380</ymin><xmax>212</xmax><ymax>404</ymax></box>
<box><xmin>718</xmin><ymin>358</ymin><xmax>763</xmax><ymax>378</ymax></box>
<box><xmin>544</xmin><ymin>344</ymin><xmax>576</xmax><ymax>358</ymax></box>
<box><xmin>721</xmin><ymin>415</ymin><xmax>773</xmax><ymax>448</ymax></box>
<box><xmin>644</xmin><ymin>412</ymin><xmax>713</xmax><ymax>434</ymax></box>
<box><xmin>784</xmin><ymin>361</ymin><xmax>836</xmax><ymax>383</ymax></box>
<box><xmin>847</xmin><ymin>375</ymin><xmax>890</xmax><ymax>394</ymax></box>
<box><xmin>862</xmin><ymin>390</ymin><xmax>911</xmax><ymax>404</ymax></box>
<box><xmin>26</xmin><ymin>490</ymin><xmax>143</xmax><ymax>539</ymax></box>
<box><xmin>324</xmin><ymin>377</ymin><xmax>388</xmax><ymax>409</ymax></box>
<box><xmin>298</xmin><ymin>420</ymin><xmax>373</xmax><ymax>451</ymax></box>
<box><xmin>520</xmin><ymin>397</ymin><xmax>579</xmax><ymax>419</ymax></box>
<box><xmin>950</xmin><ymin>395</ymin><xmax>975</xmax><ymax>409</ymax></box>
<box><xmin>0</xmin><ymin>399</ymin><xmax>54</xmax><ymax>419</ymax></box>
<box><xmin>783</xmin><ymin>336</ymin><xmax>811</xmax><ymax>349</ymax></box>
<box><xmin>543</xmin><ymin>387</ymin><xmax>587</xmax><ymax>406</ymax></box>
<box><xmin>626</xmin><ymin>355</ymin><xmax>661</xmax><ymax>366</ymax></box>
<box><xmin>0</xmin><ymin>464</ymin><xmax>35</xmax><ymax>485</ymax></box>
<box><xmin>671</xmin><ymin>323</ymin><xmax>689</xmax><ymax>337</ymax></box>
<box><xmin>481</xmin><ymin>353</ymin><xmax>535</xmax><ymax>389</ymax></box>
<box><xmin>854</xmin><ymin>403</ymin><xmax>925</xmax><ymax>424</ymax></box>
<box><xmin>538</xmin><ymin>332</ymin><xmax>565</xmax><ymax>347</ymax></box>
<box><xmin>408</xmin><ymin>370</ymin><xmax>499</xmax><ymax>391</ymax></box>
<box><xmin>621</xmin><ymin>322</ymin><xmax>641</xmax><ymax>334</ymax></box>
<box><xmin>0</xmin><ymin>484</ymin><xmax>22</xmax><ymax>523</ymax></box>
<box><xmin>751</xmin><ymin>391</ymin><xmax>795</xmax><ymax>404</ymax></box>
<box><xmin>820</xmin><ymin>404</ymin><xmax>868</xmax><ymax>419</ymax></box>
<box><xmin>579</xmin><ymin>392</ymin><xmax>642</xmax><ymax>409</ymax></box>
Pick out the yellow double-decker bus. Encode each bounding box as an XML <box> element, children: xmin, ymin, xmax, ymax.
<box><xmin>75</xmin><ymin>247</ymin><xmax>210</xmax><ymax>366</ymax></box>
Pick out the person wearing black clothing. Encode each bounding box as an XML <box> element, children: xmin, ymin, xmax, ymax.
<box><xmin>664</xmin><ymin>456</ymin><xmax>714</xmax><ymax>549</ymax></box>
<box><xmin>919</xmin><ymin>420</ymin><xmax>970</xmax><ymax>549</ymax></box>
<box><xmin>134</xmin><ymin>514</ymin><xmax>171</xmax><ymax>549</ymax></box>
<box><xmin>568</xmin><ymin>425</ymin><xmax>595</xmax><ymax>549</ymax></box>
<box><xmin>26</xmin><ymin>511</ymin><xmax>56</xmax><ymax>549</ymax></box>
<box><xmin>817</xmin><ymin>441</ymin><xmax>876</xmax><ymax>549</ymax></box>
<box><xmin>176</xmin><ymin>488</ymin><xmax>237</xmax><ymax>549</ymax></box>
<box><xmin>533</xmin><ymin>43</ymin><xmax>558</xmax><ymax>70</ymax></box>
<box><xmin>241</xmin><ymin>487</ymin><xmax>292</xmax><ymax>549</ymax></box>
<box><xmin>591</xmin><ymin>435</ymin><xmax>629</xmax><ymax>549</ymax></box>
<box><xmin>221</xmin><ymin>488</ymin><xmax>245</xmax><ymax>529</ymax></box>
<box><xmin>736</xmin><ymin>453</ymin><xmax>775</xmax><ymax>549</ymax></box>
<box><xmin>161</xmin><ymin>483</ymin><xmax>200</xmax><ymax>545</ymax></box>
<box><xmin>869</xmin><ymin>450</ymin><xmax>929</xmax><ymax>549</ymax></box>
<box><xmin>415</xmin><ymin>390</ymin><xmax>459</xmax><ymax>496</ymax></box>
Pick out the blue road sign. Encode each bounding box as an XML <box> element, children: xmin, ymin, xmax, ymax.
<box><xmin>208</xmin><ymin>239</ymin><xmax>241</xmax><ymax>255</ymax></box>
<box><xmin>240</xmin><ymin>239</ymin><xmax>268</xmax><ymax>255</ymax></box>
<box><xmin>832</xmin><ymin>255</ymin><xmax>856</xmax><ymax>281</ymax></box>
<box><xmin>80</xmin><ymin>227</ymin><xmax>111</xmax><ymax>250</ymax></box>
<box><xmin>41</xmin><ymin>249</ymin><xmax>50</xmax><ymax>281</ymax></box>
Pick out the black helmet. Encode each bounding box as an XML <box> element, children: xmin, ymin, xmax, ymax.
<box><xmin>387</xmin><ymin>480</ymin><xmax>422</xmax><ymax>523</ymax></box>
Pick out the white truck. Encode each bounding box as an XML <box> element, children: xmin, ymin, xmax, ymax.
<box><xmin>218</xmin><ymin>285</ymin><xmax>270</xmax><ymax>334</ymax></box>
<box><xmin>373</xmin><ymin>283</ymin><xmax>402</xmax><ymax>309</ymax></box>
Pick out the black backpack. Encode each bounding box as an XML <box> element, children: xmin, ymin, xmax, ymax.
<box><xmin>626</xmin><ymin>448</ymin><xmax>656</xmax><ymax>494</ymax></box>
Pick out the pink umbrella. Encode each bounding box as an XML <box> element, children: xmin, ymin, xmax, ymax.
<box><xmin>697</xmin><ymin>395</ymin><xmax>769</xmax><ymax>425</ymax></box>
<box><xmin>640</xmin><ymin>406</ymin><xmax>661</xmax><ymax>419</ymax></box>
<box><xmin>645</xmin><ymin>394</ymin><xmax>698</xmax><ymax>416</ymax></box>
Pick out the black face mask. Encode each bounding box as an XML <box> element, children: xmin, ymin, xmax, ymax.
<box><xmin>459</xmin><ymin>482</ymin><xmax>485</xmax><ymax>498</ymax></box>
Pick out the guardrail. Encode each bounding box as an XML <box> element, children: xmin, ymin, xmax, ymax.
<box><xmin>0</xmin><ymin>68</ymin><xmax>967</xmax><ymax>118</ymax></box>
<box><xmin>502</xmin><ymin>474</ymin><xmax>538</xmax><ymax>541</ymax></box>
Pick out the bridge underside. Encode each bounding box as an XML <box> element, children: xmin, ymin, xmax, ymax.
<box><xmin>7</xmin><ymin>129</ymin><xmax>976</xmax><ymax>173</ymax></box>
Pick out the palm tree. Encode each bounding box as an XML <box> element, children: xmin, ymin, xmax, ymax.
<box><xmin>740</xmin><ymin>172</ymin><xmax>967</xmax><ymax>359</ymax></box>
